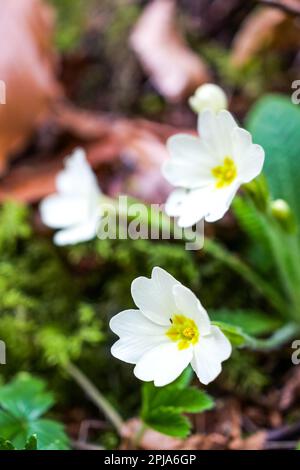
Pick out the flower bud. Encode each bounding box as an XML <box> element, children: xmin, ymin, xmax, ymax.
<box><xmin>271</xmin><ymin>199</ymin><xmax>295</xmax><ymax>232</ymax></box>
<box><xmin>271</xmin><ymin>199</ymin><xmax>291</xmax><ymax>220</ymax></box>
<box><xmin>189</xmin><ymin>83</ymin><xmax>228</xmax><ymax>114</ymax></box>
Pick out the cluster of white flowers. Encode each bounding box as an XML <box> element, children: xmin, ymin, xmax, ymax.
<box><xmin>40</xmin><ymin>84</ymin><xmax>265</xmax><ymax>387</ymax></box>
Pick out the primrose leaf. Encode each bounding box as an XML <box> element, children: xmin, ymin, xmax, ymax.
<box><xmin>145</xmin><ymin>407</ymin><xmax>191</xmax><ymax>438</ymax></box>
<box><xmin>212</xmin><ymin>321</ymin><xmax>251</xmax><ymax>347</ymax></box>
<box><xmin>146</xmin><ymin>385</ymin><xmax>213</xmax><ymax>414</ymax></box>
<box><xmin>247</xmin><ymin>94</ymin><xmax>300</xmax><ymax>221</ymax></box>
<box><xmin>0</xmin><ymin>438</ymin><xmax>15</xmax><ymax>450</ymax></box>
<box><xmin>210</xmin><ymin>309</ymin><xmax>281</xmax><ymax>336</ymax></box>
<box><xmin>0</xmin><ymin>435</ymin><xmax>38</xmax><ymax>451</ymax></box>
<box><xmin>0</xmin><ymin>373</ymin><xmax>69</xmax><ymax>450</ymax></box>
<box><xmin>24</xmin><ymin>435</ymin><xmax>38</xmax><ymax>450</ymax></box>
<box><xmin>141</xmin><ymin>367</ymin><xmax>214</xmax><ymax>438</ymax></box>
<box><xmin>0</xmin><ymin>373</ymin><xmax>54</xmax><ymax>420</ymax></box>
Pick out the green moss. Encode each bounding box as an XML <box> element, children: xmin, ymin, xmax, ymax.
<box><xmin>49</xmin><ymin>0</ymin><xmax>93</xmax><ymax>51</ymax></box>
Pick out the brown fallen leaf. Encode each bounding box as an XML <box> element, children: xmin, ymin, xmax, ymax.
<box><xmin>177</xmin><ymin>432</ymin><xmax>227</xmax><ymax>450</ymax></box>
<box><xmin>0</xmin><ymin>107</ymin><xmax>191</xmax><ymax>205</ymax></box>
<box><xmin>0</xmin><ymin>0</ymin><xmax>62</xmax><ymax>174</ymax></box>
<box><xmin>229</xmin><ymin>431</ymin><xmax>266</xmax><ymax>450</ymax></box>
<box><xmin>130</xmin><ymin>0</ymin><xmax>211</xmax><ymax>102</ymax></box>
<box><xmin>259</xmin><ymin>0</ymin><xmax>300</xmax><ymax>16</ymax></box>
<box><xmin>231</xmin><ymin>6</ymin><xmax>300</xmax><ymax>67</ymax></box>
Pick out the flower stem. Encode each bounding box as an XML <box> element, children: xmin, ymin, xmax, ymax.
<box><xmin>202</xmin><ymin>237</ymin><xmax>287</xmax><ymax>315</ymax></box>
<box><xmin>133</xmin><ymin>422</ymin><xmax>147</xmax><ymax>449</ymax></box>
<box><xmin>100</xmin><ymin>198</ymin><xmax>287</xmax><ymax>314</ymax></box>
<box><xmin>245</xmin><ymin>322</ymin><xmax>300</xmax><ymax>351</ymax></box>
<box><xmin>64</xmin><ymin>362</ymin><xmax>124</xmax><ymax>435</ymax></box>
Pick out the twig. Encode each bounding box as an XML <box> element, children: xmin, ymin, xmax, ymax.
<box><xmin>257</xmin><ymin>0</ymin><xmax>300</xmax><ymax>16</ymax></box>
<box><xmin>79</xmin><ymin>419</ymin><xmax>109</xmax><ymax>442</ymax></box>
<box><xmin>64</xmin><ymin>362</ymin><xmax>124</xmax><ymax>435</ymax></box>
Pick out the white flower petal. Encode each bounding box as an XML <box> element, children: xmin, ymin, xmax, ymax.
<box><xmin>134</xmin><ymin>342</ymin><xmax>193</xmax><ymax>386</ymax></box>
<box><xmin>198</xmin><ymin>110</ymin><xmax>232</xmax><ymax>159</ymax></box>
<box><xmin>131</xmin><ymin>267</ymin><xmax>180</xmax><ymax>326</ymax></box>
<box><xmin>111</xmin><ymin>338</ymin><xmax>163</xmax><ymax>365</ymax></box>
<box><xmin>176</xmin><ymin>187</ymin><xmax>212</xmax><ymax>227</ymax></box>
<box><xmin>165</xmin><ymin>189</ymin><xmax>188</xmax><ymax>217</ymax></box>
<box><xmin>204</xmin><ymin>184</ymin><xmax>239</xmax><ymax>223</ymax></box>
<box><xmin>232</xmin><ymin>128</ymin><xmax>265</xmax><ymax>183</ymax></box>
<box><xmin>217</xmin><ymin>110</ymin><xmax>238</xmax><ymax>136</ymax></box>
<box><xmin>232</xmin><ymin>127</ymin><xmax>252</xmax><ymax>156</ymax></box>
<box><xmin>173</xmin><ymin>184</ymin><xmax>239</xmax><ymax>228</ymax></box>
<box><xmin>39</xmin><ymin>194</ymin><xmax>89</xmax><ymax>229</ymax></box>
<box><xmin>53</xmin><ymin>216</ymin><xmax>100</xmax><ymax>246</ymax></box>
<box><xmin>110</xmin><ymin>310</ymin><xmax>168</xmax><ymax>364</ymax></box>
<box><xmin>109</xmin><ymin>309</ymin><xmax>166</xmax><ymax>337</ymax></box>
<box><xmin>56</xmin><ymin>148</ymin><xmax>101</xmax><ymax>198</ymax></box>
<box><xmin>191</xmin><ymin>326</ymin><xmax>232</xmax><ymax>385</ymax></box>
<box><xmin>173</xmin><ymin>284</ymin><xmax>211</xmax><ymax>334</ymax></box>
<box><xmin>163</xmin><ymin>135</ymin><xmax>215</xmax><ymax>188</ymax></box>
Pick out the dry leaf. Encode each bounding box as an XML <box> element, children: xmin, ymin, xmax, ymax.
<box><xmin>130</xmin><ymin>0</ymin><xmax>211</xmax><ymax>102</ymax></box>
<box><xmin>0</xmin><ymin>108</ymin><xmax>186</xmax><ymax>204</ymax></box>
<box><xmin>178</xmin><ymin>433</ymin><xmax>227</xmax><ymax>450</ymax></box>
<box><xmin>0</xmin><ymin>0</ymin><xmax>62</xmax><ymax>174</ymax></box>
<box><xmin>261</xmin><ymin>0</ymin><xmax>300</xmax><ymax>15</ymax></box>
<box><xmin>229</xmin><ymin>431</ymin><xmax>266</xmax><ymax>450</ymax></box>
<box><xmin>231</xmin><ymin>7</ymin><xmax>300</xmax><ymax>67</ymax></box>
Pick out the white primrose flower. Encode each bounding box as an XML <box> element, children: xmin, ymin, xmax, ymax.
<box><xmin>110</xmin><ymin>267</ymin><xmax>232</xmax><ymax>386</ymax></box>
<box><xmin>40</xmin><ymin>148</ymin><xmax>102</xmax><ymax>246</ymax></box>
<box><xmin>162</xmin><ymin>109</ymin><xmax>265</xmax><ymax>227</ymax></box>
<box><xmin>189</xmin><ymin>83</ymin><xmax>228</xmax><ymax>114</ymax></box>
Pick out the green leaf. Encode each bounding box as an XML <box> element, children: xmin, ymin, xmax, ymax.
<box><xmin>145</xmin><ymin>407</ymin><xmax>191</xmax><ymax>438</ymax></box>
<box><xmin>141</xmin><ymin>368</ymin><xmax>193</xmax><ymax>417</ymax></box>
<box><xmin>232</xmin><ymin>196</ymin><xmax>273</xmax><ymax>272</ymax></box>
<box><xmin>163</xmin><ymin>388</ymin><xmax>214</xmax><ymax>413</ymax></box>
<box><xmin>28</xmin><ymin>420</ymin><xmax>69</xmax><ymax>450</ymax></box>
<box><xmin>141</xmin><ymin>368</ymin><xmax>214</xmax><ymax>438</ymax></box>
<box><xmin>212</xmin><ymin>321</ymin><xmax>251</xmax><ymax>347</ymax></box>
<box><xmin>210</xmin><ymin>309</ymin><xmax>282</xmax><ymax>336</ymax></box>
<box><xmin>0</xmin><ymin>438</ymin><xmax>15</xmax><ymax>450</ymax></box>
<box><xmin>172</xmin><ymin>366</ymin><xmax>193</xmax><ymax>389</ymax></box>
<box><xmin>0</xmin><ymin>373</ymin><xmax>69</xmax><ymax>450</ymax></box>
<box><xmin>148</xmin><ymin>386</ymin><xmax>213</xmax><ymax>414</ymax></box>
<box><xmin>246</xmin><ymin>94</ymin><xmax>300</xmax><ymax>221</ymax></box>
<box><xmin>24</xmin><ymin>435</ymin><xmax>38</xmax><ymax>451</ymax></box>
<box><xmin>0</xmin><ymin>435</ymin><xmax>38</xmax><ymax>451</ymax></box>
<box><xmin>0</xmin><ymin>373</ymin><xmax>54</xmax><ymax>420</ymax></box>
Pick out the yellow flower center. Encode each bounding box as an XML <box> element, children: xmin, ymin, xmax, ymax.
<box><xmin>211</xmin><ymin>157</ymin><xmax>237</xmax><ymax>188</ymax></box>
<box><xmin>166</xmin><ymin>314</ymin><xmax>199</xmax><ymax>350</ymax></box>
